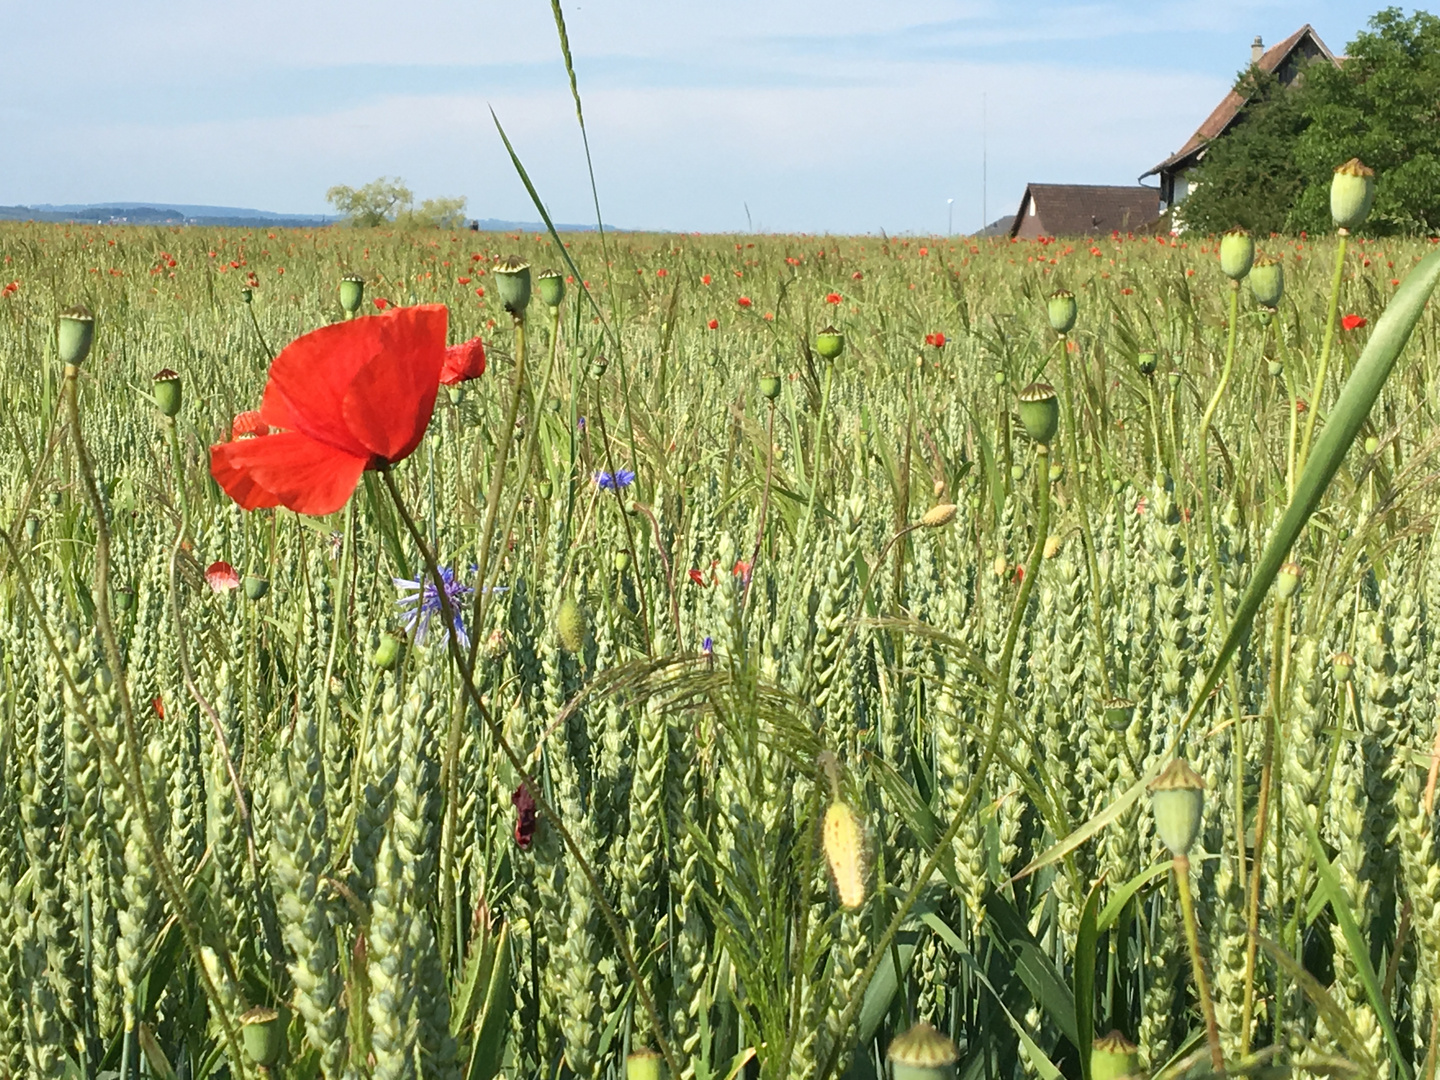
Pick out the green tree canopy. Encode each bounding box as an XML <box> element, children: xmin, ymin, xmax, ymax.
<box><xmin>326</xmin><ymin>177</ymin><xmax>469</xmax><ymax>229</ymax></box>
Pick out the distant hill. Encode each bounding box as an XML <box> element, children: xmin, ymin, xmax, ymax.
<box><xmin>0</xmin><ymin>203</ymin><xmax>613</xmax><ymax>231</ymax></box>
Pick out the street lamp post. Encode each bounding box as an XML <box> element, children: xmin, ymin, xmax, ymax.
<box><xmin>947</xmin><ymin>198</ymin><xmax>954</xmax><ymax>238</ymax></box>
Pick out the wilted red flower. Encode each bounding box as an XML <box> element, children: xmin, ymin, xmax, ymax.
<box><xmin>512</xmin><ymin>783</ymin><xmax>538</xmax><ymax>850</ymax></box>
<box><xmin>925</xmin><ymin>332</ymin><xmax>946</xmax><ymax>348</ymax></box>
<box><xmin>373</xmin><ymin>297</ymin><xmax>390</xmax><ymax>310</ymax></box>
<box><xmin>733</xmin><ymin>559</ymin><xmax>752</xmax><ymax>582</ymax></box>
<box><xmin>688</xmin><ymin>568</ymin><xmax>708</xmax><ymax>587</ymax></box>
<box><xmin>210</xmin><ymin>305</ymin><xmax>445</xmax><ymax>516</ymax></box>
<box><xmin>151</xmin><ymin>696</ymin><xmax>165</xmax><ymax>719</ymax></box>
<box><xmin>1341</xmin><ymin>314</ymin><xmax>1367</xmax><ymax>331</ymax></box>
<box><xmin>707</xmin><ymin>318</ymin><xmax>719</xmax><ymax>330</ymax></box>
<box><xmin>205</xmin><ymin>561</ymin><xmax>240</xmax><ymax>592</ymax></box>
<box><xmin>737</xmin><ymin>296</ymin><xmax>753</xmax><ymax>308</ymax></box>
<box><xmin>231</xmin><ymin>410</ymin><xmax>269</xmax><ymax>440</ymax></box>
<box><xmin>825</xmin><ymin>292</ymin><xmax>841</xmax><ymax>304</ymax></box>
<box><xmin>440</xmin><ymin>337</ymin><xmax>487</xmax><ymax>385</ymax></box>
<box><xmin>852</xmin><ymin>271</ymin><xmax>863</xmax><ymax>280</ymax></box>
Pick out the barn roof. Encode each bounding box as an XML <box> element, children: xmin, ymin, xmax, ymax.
<box><xmin>1142</xmin><ymin>25</ymin><xmax>1338</xmax><ymax>179</ymax></box>
<box><xmin>1008</xmin><ymin>184</ymin><xmax>1161</xmax><ymax>237</ymax></box>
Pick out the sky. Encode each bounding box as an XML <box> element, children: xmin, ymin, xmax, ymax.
<box><xmin>0</xmin><ymin>0</ymin><xmax>1377</xmax><ymax>234</ymax></box>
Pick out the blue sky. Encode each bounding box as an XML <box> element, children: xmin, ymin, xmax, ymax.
<box><xmin>0</xmin><ymin>1</ymin><xmax>1377</xmax><ymax>233</ymax></box>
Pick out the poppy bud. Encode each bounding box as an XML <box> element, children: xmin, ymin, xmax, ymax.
<box><xmin>1149</xmin><ymin>758</ymin><xmax>1205</xmax><ymax>857</ymax></box>
<box><xmin>920</xmin><ymin>503</ymin><xmax>957</xmax><ymax>529</ymax></box>
<box><xmin>1364</xmin><ymin>435</ymin><xmax>1380</xmax><ymax>455</ymax></box>
<box><xmin>1219</xmin><ymin>228</ymin><xmax>1254</xmax><ymax>280</ymax></box>
<box><xmin>823</xmin><ymin>798</ymin><xmax>867</xmax><ymax>908</ymax></box>
<box><xmin>447</xmin><ymin>384</ymin><xmax>466</xmax><ymax>406</ymax></box>
<box><xmin>815</xmin><ymin>325</ymin><xmax>845</xmax><ymax>360</ymax></box>
<box><xmin>49</xmin><ymin>490</ymin><xmax>63</xmax><ymax>508</ymax></box>
<box><xmin>626</xmin><ymin>1049</ymin><xmax>664</xmax><ymax>1080</ymax></box>
<box><xmin>153</xmin><ymin>368</ymin><xmax>183</xmax><ymax>417</ymax></box>
<box><xmin>614</xmin><ymin>550</ymin><xmax>632</xmax><ymax>572</ymax></box>
<box><xmin>556</xmin><ymin>596</ymin><xmax>585</xmax><ymax>653</ymax></box>
<box><xmin>1017</xmin><ymin>382</ymin><xmax>1060</xmax><ymax>446</ymax></box>
<box><xmin>1137</xmin><ymin>351</ymin><xmax>1157</xmax><ymax>376</ymax></box>
<box><xmin>759</xmin><ymin>374</ymin><xmax>782</xmax><ymax>400</ymax></box>
<box><xmin>113</xmin><ymin>586</ymin><xmax>136</xmax><ymax>612</ymax></box>
<box><xmin>1091</xmin><ymin>1031</ymin><xmax>1141</xmax><ymax>1080</ymax></box>
<box><xmin>244</xmin><ymin>575</ymin><xmax>270</xmax><ymax>601</ymax></box>
<box><xmin>58</xmin><ymin>305</ymin><xmax>95</xmax><ymax>366</ymax></box>
<box><xmin>23</xmin><ymin>515</ymin><xmax>40</xmax><ymax>542</ymax></box>
<box><xmin>1103</xmin><ymin>698</ymin><xmax>1135</xmax><ymax>732</ymax></box>
<box><xmin>1046</xmin><ymin>290</ymin><xmax>1077</xmax><ymax>334</ymax></box>
<box><xmin>1332</xmin><ymin>651</ymin><xmax>1355</xmax><ymax>683</ymax></box>
<box><xmin>494</xmin><ymin>255</ymin><xmax>532</xmax><ymax>315</ymax></box>
<box><xmin>888</xmin><ymin>1021</ymin><xmax>959</xmax><ymax>1080</ymax></box>
<box><xmin>338</xmin><ymin>274</ymin><xmax>365</xmax><ymax>315</ymax></box>
<box><xmin>993</xmin><ymin>370</ymin><xmax>1006</xmax><ymax>386</ymax></box>
<box><xmin>1249</xmin><ymin>256</ymin><xmax>1284</xmax><ymax>307</ymax></box>
<box><xmin>536</xmin><ymin>268</ymin><xmax>565</xmax><ymax>308</ymax></box>
<box><xmin>1331</xmin><ymin>158</ymin><xmax>1376</xmax><ymax>231</ymax></box>
<box><xmin>1268</xmin><ymin>360</ymin><xmax>1283</xmax><ymax>377</ymax></box>
<box><xmin>239</xmin><ymin>1006</ymin><xmax>287</xmax><ymax>1068</ymax></box>
<box><xmin>1277</xmin><ymin>561</ymin><xmax>1302</xmax><ymax>599</ymax></box>
<box><xmin>371</xmin><ymin>632</ymin><xmax>404</xmax><ymax>670</ymax></box>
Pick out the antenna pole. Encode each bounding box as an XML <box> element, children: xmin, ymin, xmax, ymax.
<box><xmin>982</xmin><ymin>92</ymin><xmax>988</xmax><ymax>233</ymax></box>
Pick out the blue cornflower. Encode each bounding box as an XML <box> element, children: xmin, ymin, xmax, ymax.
<box><xmin>702</xmin><ymin>636</ymin><xmax>713</xmax><ymax>653</ymax></box>
<box><xmin>394</xmin><ymin>566</ymin><xmax>473</xmax><ymax>647</ymax></box>
<box><xmin>594</xmin><ymin>468</ymin><xmax>636</xmax><ymax>491</ymax></box>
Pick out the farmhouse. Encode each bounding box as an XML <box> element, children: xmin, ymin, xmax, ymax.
<box><xmin>1007</xmin><ymin>184</ymin><xmax>1161</xmax><ymax>239</ymax></box>
<box><xmin>1141</xmin><ymin>25</ymin><xmax>1340</xmax><ymax>210</ymax></box>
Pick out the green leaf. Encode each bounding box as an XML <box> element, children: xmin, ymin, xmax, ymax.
<box><xmin>1301</xmin><ymin>809</ymin><xmax>1410</xmax><ymax>1079</ymax></box>
<box><xmin>986</xmin><ymin>893</ymin><xmax>1079</xmax><ymax>1048</ymax></box>
<box><xmin>1097</xmin><ymin>862</ymin><xmax>1171</xmax><ymax>932</ymax></box>
<box><xmin>1011</xmin><ymin>768</ymin><xmax>1155</xmax><ymax>884</ymax></box>
<box><xmin>1259</xmin><ymin>938</ymin><xmax>1371</xmax><ymax>1069</ymax></box>
<box><xmin>857</xmin><ymin>932</ymin><xmax>918</xmax><ymax>1047</ymax></box>
<box><xmin>1075</xmin><ymin>877</ymin><xmax>1104</xmax><ymax>1080</ymax></box>
<box><xmin>1180</xmin><ymin>249</ymin><xmax>1440</xmax><ymax>740</ymax></box>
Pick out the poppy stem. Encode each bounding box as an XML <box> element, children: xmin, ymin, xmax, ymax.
<box><xmin>379</xmin><ymin>468</ymin><xmax>682</xmax><ymax>1077</ymax></box>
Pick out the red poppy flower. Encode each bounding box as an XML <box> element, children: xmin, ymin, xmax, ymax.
<box><xmin>373</xmin><ymin>297</ymin><xmax>390</xmax><ymax>310</ymax></box>
<box><xmin>825</xmin><ymin>292</ymin><xmax>841</xmax><ymax>304</ymax></box>
<box><xmin>925</xmin><ymin>332</ymin><xmax>946</xmax><ymax>348</ymax></box>
<box><xmin>701</xmin><ymin>274</ymin><xmax>712</xmax><ymax>285</ymax></box>
<box><xmin>205</xmin><ymin>560</ymin><xmax>240</xmax><ymax>592</ymax></box>
<box><xmin>440</xmin><ymin>336</ymin><xmax>486</xmax><ymax>385</ymax></box>
<box><xmin>688</xmin><ymin>568</ymin><xmax>709</xmax><ymax>587</ymax></box>
<box><xmin>1341</xmin><ymin>314</ymin><xmax>1367</xmax><ymax>331</ymax></box>
<box><xmin>1295</xmin><ymin>397</ymin><xmax>1308</xmax><ymax>414</ymax></box>
<box><xmin>737</xmin><ymin>296</ymin><xmax>753</xmax><ymax>307</ymax></box>
<box><xmin>707</xmin><ymin>318</ymin><xmax>719</xmax><ymax>330</ymax></box>
<box><xmin>231</xmin><ymin>410</ymin><xmax>269</xmax><ymax>440</ymax></box>
<box><xmin>210</xmin><ymin>305</ymin><xmax>445</xmax><ymax>517</ymax></box>
<box><xmin>512</xmin><ymin>783</ymin><xmax>538</xmax><ymax>850</ymax></box>
<box><xmin>151</xmin><ymin>696</ymin><xmax>165</xmax><ymax>719</ymax></box>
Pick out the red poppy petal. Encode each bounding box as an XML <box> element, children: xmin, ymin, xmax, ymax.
<box><xmin>260</xmin><ymin>305</ymin><xmax>446</xmax><ymax>459</ymax></box>
<box><xmin>210</xmin><ymin>431</ymin><xmax>368</xmax><ymax>516</ymax></box>
<box><xmin>343</xmin><ymin>309</ymin><xmax>446</xmax><ymax>462</ymax></box>
<box><xmin>440</xmin><ymin>337</ymin><xmax>487</xmax><ymax>385</ymax></box>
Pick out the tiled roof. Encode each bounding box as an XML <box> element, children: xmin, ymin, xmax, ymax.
<box><xmin>1142</xmin><ymin>25</ymin><xmax>1338</xmax><ymax>178</ymax></box>
<box><xmin>1009</xmin><ymin>184</ymin><xmax>1161</xmax><ymax>237</ymax></box>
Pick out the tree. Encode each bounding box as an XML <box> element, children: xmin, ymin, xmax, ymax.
<box><xmin>326</xmin><ymin>178</ymin><xmax>469</xmax><ymax>229</ymax></box>
<box><xmin>1289</xmin><ymin>8</ymin><xmax>1440</xmax><ymax>234</ymax></box>
<box><xmin>1179</xmin><ymin>66</ymin><xmax>1313</xmax><ymax>235</ymax></box>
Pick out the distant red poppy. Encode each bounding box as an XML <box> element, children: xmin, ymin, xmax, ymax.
<box><xmin>231</xmin><ymin>410</ymin><xmax>269</xmax><ymax>440</ymax></box>
<box><xmin>852</xmin><ymin>271</ymin><xmax>863</xmax><ymax>280</ymax></box>
<box><xmin>1295</xmin><ymin>397</ymin><xmax>1308</xmax><ymax>414</ymax></box>
<box><xmin>210</xmin><ymin>305</ymin><xmax>446</xmax><ymax>516</ymax></box>
<box><xmin>373</xmin><ymin>297</ymin><xmax>390</xmax><ymax>310</ymax></box>
<box><xmin>512</xmin><ymin>783</ymin><xmax>538</xmax><ymax>850</ymax></box>
<box><xmin>1341</xmin><ymin>314</ymin><xmax>1367</xmax><ymax>331</ymax></box>
<box><xmin>205</xmin><ymin>561</ymin><xmax>240</xmax><ymax>592</ymax></box>
<box><xmin>440</xmin><ymin>336</ymin><xmax>487</xmax><ymax>385</ymax></box>
<box><xmin>925</xmin><ymin>332</ymin><xmax>946</xmax><ymax>348</ymax></box>
<box><xmin>737</xmin><ymin>296</ymin><xmax>753</xmax><ymax>308</ymax></box>
<box><xmin>151</xmin><ymin>696</ymin><xmax>165</xmax><ymax>719</ymax></box>
<box><xmin>701</xmin><ymin>274</ymin><xmax>712</xmax><ymax>285</ymax></box>
<box><xmin>918</xmin><ymin>246</ymin><xmax>929</xmax><ymax>256</ymax></box>
<box><xmin>688</xmin><ymin>568</ymin><xmax>708</xmax><ymax>587</ymax></box>
<box><xmin>825</xmin><ymin>292</ymin><xmax>841</xmax><ymax>304</ymax></box>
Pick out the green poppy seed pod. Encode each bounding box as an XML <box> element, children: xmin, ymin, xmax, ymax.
<box><xmin>537</xmin><ymin>478</ymin><xmax>553</xmax><ymax>500</ymax></box>
<box><xmin>153</xmin><ymin>368</ymin><xmax>182</xmax><ymax>417</ymax></box>
<box><xmin>447</xmin><ymin>384</ymin><xmax>466</xmax><ymax>406</ymax></box>
<box><xmin>1149</xmin><ymin>758</ymin><xmax>1205</xmax><ymax>857</ymax></box>
<box><xmin>815</xmin><ymin>325</ymin><xmax>845</xmax><ymax>360</ymax></box>
<box><xmin>239</xmin><ymin>1006</ymin><xmax>287</xmax><ymax>1068</ymax></box>
<box><xmin>1017</xmin><ymin>382</ymin><xmax>1060</xmax><ymax>446</ymax></box>
<box><xmin>1091</xmin><ymin>1031</ymin><xmax>1141</xmax><ymax>1080</ymax></box>
<box><xmin>1010</xmin><ymin>463</ymin><xmax>1025</xmax><ymax>482</ymax></box>
<box><xmin>1048</xmin><ymin>462</ymin><xmax>1064</xmax><ymax>483</ymax></box>
<box><xmin>58</xmin><ymin>305</ymin><xmax>95</xmax><ymax>366</ymax></box>
<box><xmin>556</xmin><ymin>596</ymin><xmax>585</xmax><ymax>653</ymax></box>
<box><xmin>590</xmin><ymin>355</ymin><xmax>609</xmax><ymax>380</ymax></box>
<box><xmin>240</xmin><ymin>285</ymin><xmax>253</xmax><ymax>304</ymax></box>
<box><xmin>1137</xmin><ymin>351</ymin><xmax>1157</xmax><ymax>376</ymax></box>
<box><xmin>494</xmin><ymin>255</ymin><xmax>532</xmax><ymax>315</ymax></box>
<box><xmin>1103</xmin><ymin>698</ymin><xmax>1135</xmax><ymax>732</ymax></box>
<box><xmin>1331</xmin><ymin>158</ymin><xmax>1376</xmax><ymax>231</ymax></box>
<box><xmin>48</xmin><ymin>490</ymin><xmax>63</xmax><ymax>508</ymax></box>
<box><xmin>1249</xmin><ymin>256</ymin><xmax>1284</xmax><ymax>307</ymax></box>
<box><xmin>338</xmin><ymin>274</ymin><xmax>365</xmax><ymax>314</ymax></box>
<box><xmin>1364</xmin><ymin>435</ymin><xmax>1380</xmax><ymax>455</ymax></box>
<box><xmin>371</xmin><ymin>632</ymin><xmax>404</xmax><ymax>670</ymax></box>
<box><xmin>536</xmin><ymin>268</ymin><xmax>565</xmax><ymax>308</ymax></box>
<box><xmin>614</xmin><ymin>550</ymin><xmax>632</xmax><ymax>572</ymax></box>
<box><xmin>1219</xmin><ymin>227</ymin><xmax>1255</xmax><ymax>281</ymax></box>
<box><xmin>244</xmin><ymin>575</ymin><xmax>270</xmax><ymax>601</ymax></box>
<box><xmin>1046</xmin><ymin>290</ymin><xmax>1077</xmax><ymax>334</ymax></box>
<box><xmin>626</xmin><ymin>1048</ymin><xmax>664</xmax><ymax>1080</ymax></box>
<box><xmin>1167</xmin><ymin>371</ymin><xmax>1181</xmax><ymax>388</ymax></box>
<box><xmin>993</xmin><ymin>370</ymin><xmax>1006</xmax><ymax>386</ymax></box>
<box><xmin>113</xmin><ymin>586</ymin><xmax>136</xmax><ymax>612</ymax></box>
<box><xmin>1277</xmin><ymin>561</ymin><xmax>1302</xmax><ymax>600</ymax></box>
<box><xmin>1332</xmin><ymin>651</ymin><xmax>1355</xmax><ymax>683</ymax></box>
<box><xmin>1268</xmin><ymin>359</ymin><xmax>1283</xmax><ymax>377</ymax></box>
<box><xmin>759</xmin><ymin>374</ymin><xmax>782</xmax><ymax>400</ymax></box>
<box><xmin>888</xmin><ymin>1021</ymin><xmax>959</xmax><ymax>1080</ymax></box>
<box><xmin>23</xmin><ymin>515</ymin><xmax>40</xmax><ymax>542</ymax></box>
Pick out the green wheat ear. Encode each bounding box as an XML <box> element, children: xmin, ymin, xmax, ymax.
<box><xmin>1179</xmin><ymin>248</ymin><xmax>1440</xmax><ymax>740</ymax></box>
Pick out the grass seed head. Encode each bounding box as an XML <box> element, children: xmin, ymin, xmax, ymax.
<box><xmin>823</xmin><ymin>799</ymin><xmax>868</xmax><ymax>909</ymax></box>
<box><xmin>920</xmin><ymin>503</ymin><xmax>957</xmax><ymax>529</ymax></box>
<box><xmin>557</xmin><ymin>596</ymin><xmax>586</xmax><ymax>653</ymax></box>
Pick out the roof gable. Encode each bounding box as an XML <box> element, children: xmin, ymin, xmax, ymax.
<box><xmin>1009</xmin><ymin>184</ymin><xmax>1161</xmax><ymax>237</ymax></box>
<box><xmin>1142</xmin><ymin>25</ymin><xmax>1339</xmax><ymax>178</ymax></box>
